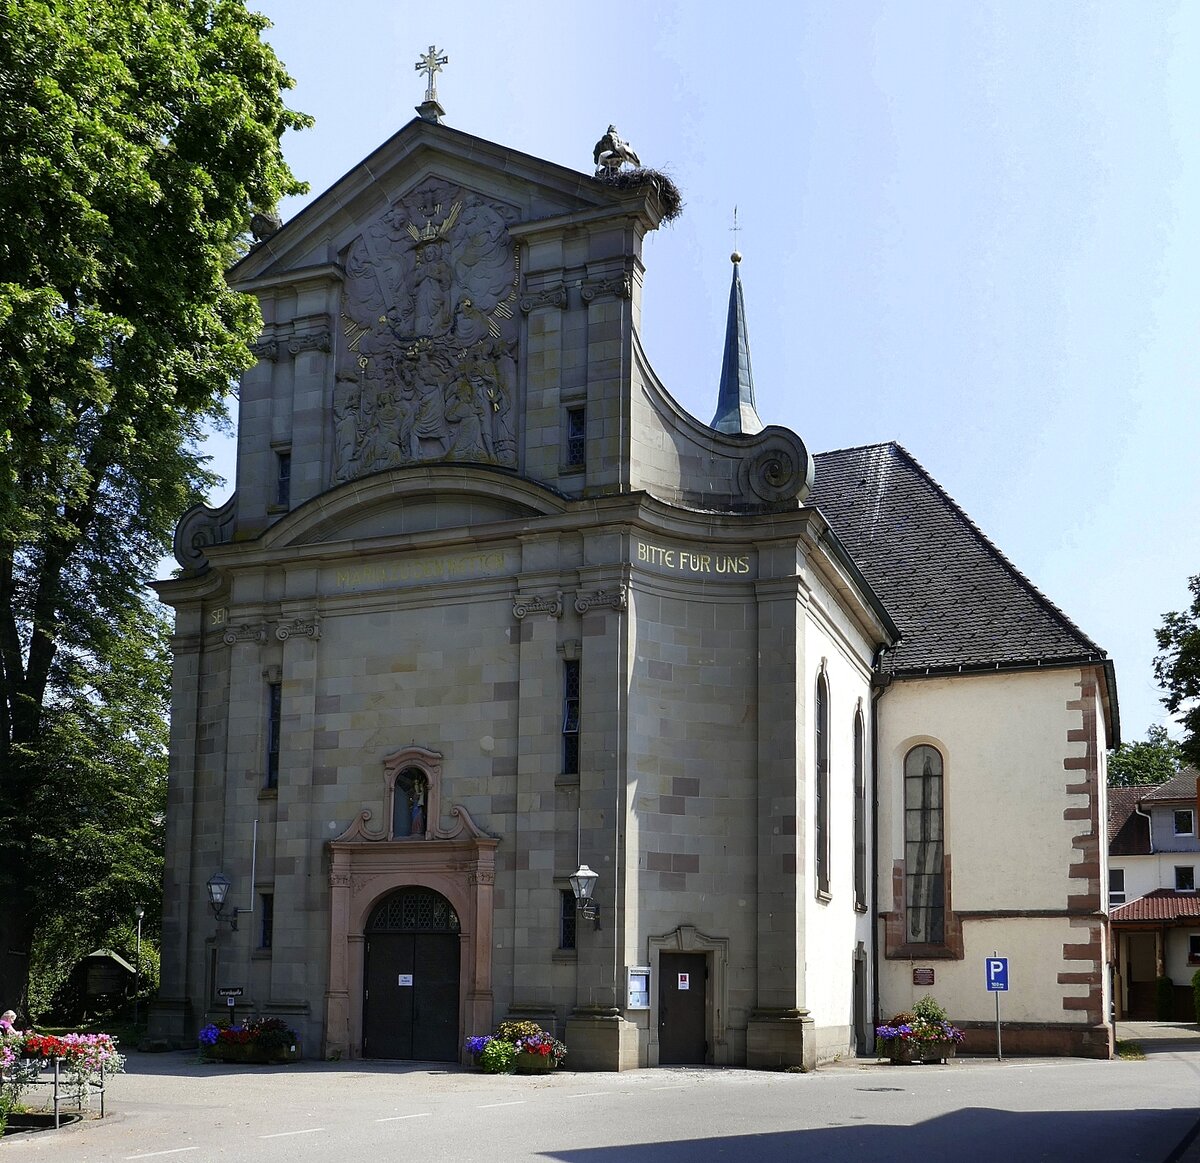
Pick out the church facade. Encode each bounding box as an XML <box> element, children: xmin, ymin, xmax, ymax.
<box><xmin>152</xmin><ymin>111</ymin><xmax>1118</xmax><ymax>1068</ymax></box>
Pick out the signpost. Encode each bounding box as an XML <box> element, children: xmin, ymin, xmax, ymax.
<box><xmin>985</xmin><ymin>956</ymin><xmax>1009</xmax><ymax>1060</ymax></box>
<box><xmin>218</xmin><ymin>987</ymin><xmax>243</xmax><ymax>1026</ymax></box>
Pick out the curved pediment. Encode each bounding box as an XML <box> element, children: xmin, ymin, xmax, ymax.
<box><xmin>629</xmin><ymin>333</ymin><xmax>813</xmax><ymax>511</ymax></box>
<box><xmin>260</xmin><ymin>466</ymin><xmax>567</xmax><ymax>550</ymax></box>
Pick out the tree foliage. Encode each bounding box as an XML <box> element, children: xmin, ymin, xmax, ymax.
<box><xmin>1155</xmin><ymin>574</ymin><xmax>1200</xmax><ymax>771</ymax></box>
<box><xmin>1107</xmin><ymin>724</ymin><xmax>1183</xmax><ymax>787</ymax></box>
<box><xmin>0</xmin><ymin>0</ymin><xmax>308</xmax><ymax>1012</ymax></box>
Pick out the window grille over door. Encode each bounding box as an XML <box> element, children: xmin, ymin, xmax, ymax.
<box><xmin>367</xmin><ymin>887</ymin><xmax>461</xmax><ymax>933</ymax></box>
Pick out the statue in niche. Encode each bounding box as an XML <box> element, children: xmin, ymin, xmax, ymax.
<box><xmin>333</xmin><ymin>178</ymin><xmax>520</xmax><ymax>484</ymax></box>
<box><xmin>392</xmin><ymin>768</ymin><xmax>428</xmax><ymax>839</ymax></box>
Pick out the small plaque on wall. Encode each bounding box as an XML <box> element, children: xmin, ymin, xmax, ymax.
<box><xmin>913</xmin><ymin>967</ymin><xmax>935</xmax><ymax>987</ymax></box>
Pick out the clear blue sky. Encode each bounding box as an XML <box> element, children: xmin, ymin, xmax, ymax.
<box><xmin>212</xmin><ymin>0</ymin><xmax>1200</xmax><ymax>743</ymax></box>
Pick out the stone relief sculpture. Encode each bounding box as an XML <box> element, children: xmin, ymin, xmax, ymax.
<box><xmin>334</xmin><ymin>179</ymin><xmax>521</xmax><ymax>484</ymax></box>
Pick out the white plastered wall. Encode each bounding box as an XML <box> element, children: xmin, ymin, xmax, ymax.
<box><xmin>875</xmin><ymin>667</ymin><xmax>1101</xmax><ymax>1030</ymax></box>
<box><xmin>799</xmin><ymin>581</ymin><xmax>876</xmax><ymax>1058</ymax></box>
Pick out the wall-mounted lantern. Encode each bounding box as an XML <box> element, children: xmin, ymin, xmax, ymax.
<box><xmin>570</xmin><ymin>863</ymin><xmax>601</xmax><ymax>930</ymax></box>
<box><xmin>207</xmin><ymin>872</ymin><xmax>239</xmax><ymax>931</ymax></box>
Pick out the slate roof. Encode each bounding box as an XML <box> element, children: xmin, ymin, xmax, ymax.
<box><xmin>1109</xmin><ymin>786</ymin><xmax>1152</xmax><ymax>856</ymax></box>
<box><xmin>1111</xmin><ymin>889</ymin><xmax>1200</xmax><ymax>925</ymax></box>
<box><xmin>1140</xmin><ymin>770</ymin><xmax>1200</xmax><ymax>803</ymax></box>
<box><xmin>809</xmin><ymin>443</ymin><xmax>1107</xmax><ymax>677</ymax></box>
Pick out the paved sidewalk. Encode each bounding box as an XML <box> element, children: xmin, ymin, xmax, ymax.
<box><xmin>1117</xmin><ymin>1020</ymin><xmax>1200</xmax><ymax>1049</ymax></box>
<box><xmin>5</xmin><ymin>1039</ymin><xmax>1200</xmax><ymax>1161</ymax></box>
<box><xmin>1114</xmin><ymin>1022</ymin><xmax>1200</xmax><ymax>1162</ymax></box>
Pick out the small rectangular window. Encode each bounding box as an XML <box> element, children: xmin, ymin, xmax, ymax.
<box><xmin>562</xmin><ymin>659</ymin><xmax>580</xmax><ymax>775</ymax></box>
<box><xmin>275</xmin><ymin>451</ymin><xmax>291</xmax><ymax>508</ymax></box>
<box><xmin>1175</xmin><ymin>866</ymin><xmax>1195</xmax><ymax>892</ymax></box>
<box><xmin>1175</xmin><ymin>810</ymin><xmax>1194</xmax><ymax>837</ymax></box>
<box><xmin>266</xmin><ymin>682</ymin><xmax>282</xmax><ymax>788</ymax></box>
<box><xmin>1109</xmin><ymin>868</ymin><xmax>1126</xmax><ymax>905</ymax></box>
<box><xmin>559</xmin><ymin>889</ymin><xmax>577</xmax><ymax>950</ymax></box>
<box><xmin>260</xmin><ymin>893</ymin><xmax>274</xmax><ymax>950</ymax></box>
<box><xmin>565</xmin><ymin>407</ymin><xmax>586</xmax><ymax>469</ymax></box>
<box><xmin>1189</xmin><ymin>934</ymin><xmax>1200</xmax><ymax>965</ymax></box>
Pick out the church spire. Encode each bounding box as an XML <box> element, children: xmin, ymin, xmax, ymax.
<box><xmin>710</xmin><ymin>248</ymin><xmax>763</xmax><ymax>435</ymax></box>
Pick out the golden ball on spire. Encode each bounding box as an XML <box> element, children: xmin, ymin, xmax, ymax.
<box><xmin>731</xmin><ymin>250</ymin><xmax>742</xmax><ymax>264</ymax></box>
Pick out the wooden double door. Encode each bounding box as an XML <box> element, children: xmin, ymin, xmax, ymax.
<box><xmin>363</xmin><ymin>888</ymin><xmax>460</xmax><ymax>1061</ymax></box>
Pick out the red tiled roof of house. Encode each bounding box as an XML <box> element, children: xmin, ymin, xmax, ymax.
<box><xmin>1111</xmin><ymin>889</ymin><xmax>1200</xmax><ymax>924</ymax></box>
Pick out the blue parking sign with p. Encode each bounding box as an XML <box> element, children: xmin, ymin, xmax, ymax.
<box><xmin>986</xmin><ymin>957</ymin><xmax>1009</xmax><ymax>991</ymax></box>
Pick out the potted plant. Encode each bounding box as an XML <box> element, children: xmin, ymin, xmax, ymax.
<box><xmin>876</xmin><ymin>995</ymin><xmax>964</xmax><ymax>1064</ymax></box>
<box><xmin>198</xmin><ymin>1018</ymin><xmax>300</xmax><ymax>1064</ymax></box>
<box><xmin>477</xmin><ymin>1038</ymin><xmax>516</xmax><ymax>1074</ymax></box>
<box><xmin>512</xmin><ymin>1031</ymin><xmax>568</xmax><ymax>1073</ymax></box>
<box><xmin>464</xmin><ymin>1020</ymin><xmax>567</xmax><ymax>1073</ymax></box>
<box><xmin>0</xmin><ymin>1024</ymin><xmax>124</xmax><ymax>1111</ymax></box>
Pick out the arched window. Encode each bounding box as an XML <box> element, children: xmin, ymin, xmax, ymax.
<box><xmin>853</xmin><ymin>709</ymin><xmax>866</xmax><ymax>909</ymax></box>
<box><xmin>815</xmin><ymin>671</ymin><xmax>830</xmax><ymax>897</ymax></box>
<box><xmin>904</xmin><ymin>745</ymin><xmax>944</xmax><ymax>943</ymax></box>
<box><xmin>366</xmin><ymin>886</ymin><xmax>460</xmax><ymax>933</ymax></box>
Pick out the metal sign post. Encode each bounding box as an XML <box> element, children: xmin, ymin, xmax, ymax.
<box><xmin>985</xmin><ymin>955</ymin><xmax>1009</xmax><ymax>1060</ymax></box>
<box><xmin>218</xmin><ymin>986</ymin><xmax>244</xmax><ymax>1028</ymax></box>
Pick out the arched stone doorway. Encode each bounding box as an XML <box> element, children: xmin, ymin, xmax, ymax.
<box><xmin>324</xmin><ymin>750</ymin><xmax>498</xmax><ymax>1062</ymax></box>
<box><xmin>363</xmin><ymin>887</ymin><xmax>460</xmax><ymax>1060</ymax></box>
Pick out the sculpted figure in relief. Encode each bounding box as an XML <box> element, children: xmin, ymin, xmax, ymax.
<box><xmin>333</xmin><ymin>178</ymin><xmax>520</xmax><ymax>483</ymax></box>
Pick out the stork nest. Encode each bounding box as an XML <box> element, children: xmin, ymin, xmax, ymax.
<box><xmin>596</xmin><ymin>167</ymin><xmax>684</xmax><ymax>224</ymax></box>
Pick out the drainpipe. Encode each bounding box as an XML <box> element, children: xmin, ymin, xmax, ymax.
<box><xmin>1134</xmin><ymin>803</ymin><xmax>1154</xmax><ymax>853</ymax></box>
<box><xmin>869</xmin><ymin>649</ymin><xmax>893</xmax><ymax>1043</ymax></box>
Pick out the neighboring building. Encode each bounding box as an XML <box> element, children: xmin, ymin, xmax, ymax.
<box><xmin>150</xmin><ymin>108</ymin><xmax>1118</xmax><ymax>1068</ymax></box>
<box><xmin>54</xmin><ymin>949</ymin><xmax>138</xmax><ymax>1024</ymax></box>
<box><xmin>1109</xmin><ymin>771</ymin><xmax>1200</xmax><ymax>1020</ymax></box>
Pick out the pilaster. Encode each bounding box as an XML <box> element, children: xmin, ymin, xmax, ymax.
<box><xmin>150</xmin><ymin>606</ymin><xmax>204</xmax><ymax>1045</ymax></box>
<box><xmin>747</xmin><ymin>540</ymin><xmax>815</xmax><ymax>1070</ymax></box>
<box><xmin>269</xmin><ymin>607</ymin><xmax>321</xmax><ymax>1013</ymax></box>
<box><xmin>511</xmin><ymin>552</ymin><xmax>562</xmax><ymax>1013</ymax></box>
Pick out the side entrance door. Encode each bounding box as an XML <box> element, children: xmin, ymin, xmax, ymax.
<box><xmin>659</xmin><ymin>951</ymin><xmax>707</xmax><ymax>1064</ymax></box>
<box><xmin>363</xmin><ymin>887</ymin><xmax>460</xmax><ymax>1061</ymax></box>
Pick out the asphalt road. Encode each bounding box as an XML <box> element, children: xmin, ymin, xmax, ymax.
<box><xmin>4</xmin><ymin>1047</ymin><xmax>1199</xmax><ymax>1162</ymax></box>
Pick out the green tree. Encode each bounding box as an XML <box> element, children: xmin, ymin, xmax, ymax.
<box><xmin>1155</xmin><ymin>574</ymin><xmax>1200</xmax><ymax>771</ymax></box>
<box><xmin>0</xmin><ymin>0</ymin><xmax>308</xmax><ymax>1012</ymax></box>
<box><xmin>1107</xmin><ymin>724</ymin><xmax>1183</xmax><ymax>787</ymax></box>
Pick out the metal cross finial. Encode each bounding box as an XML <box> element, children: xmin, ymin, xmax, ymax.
<box><xmin>730</xmin><ymin>205</ymin><xmax>742</xmax><ymax>264</ymax></box>
<box><xmin>415</xmin><ymin>45</ymin><xmax>448</xmax><ymax>103</ymax></box>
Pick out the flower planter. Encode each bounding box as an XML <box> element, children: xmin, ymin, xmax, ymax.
<box><xmin>513</xmin><ymin>1051</ymin><xmax>557</xmax><ymax>1074</ymax></box>
<box><xmin>883</xmin><ymin>1040</ymin><xmax>956</xmax><ymax>1065</ymax></box>
<box><xmin>919</xmin><ymin>1044</ymin><xmax>956</xmax><ymax>1065</ymax></box>
<box><xmin>204</xmin><ymin>1041</ymin><xmax>300</xmax><ymax>1065</ymax></box>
